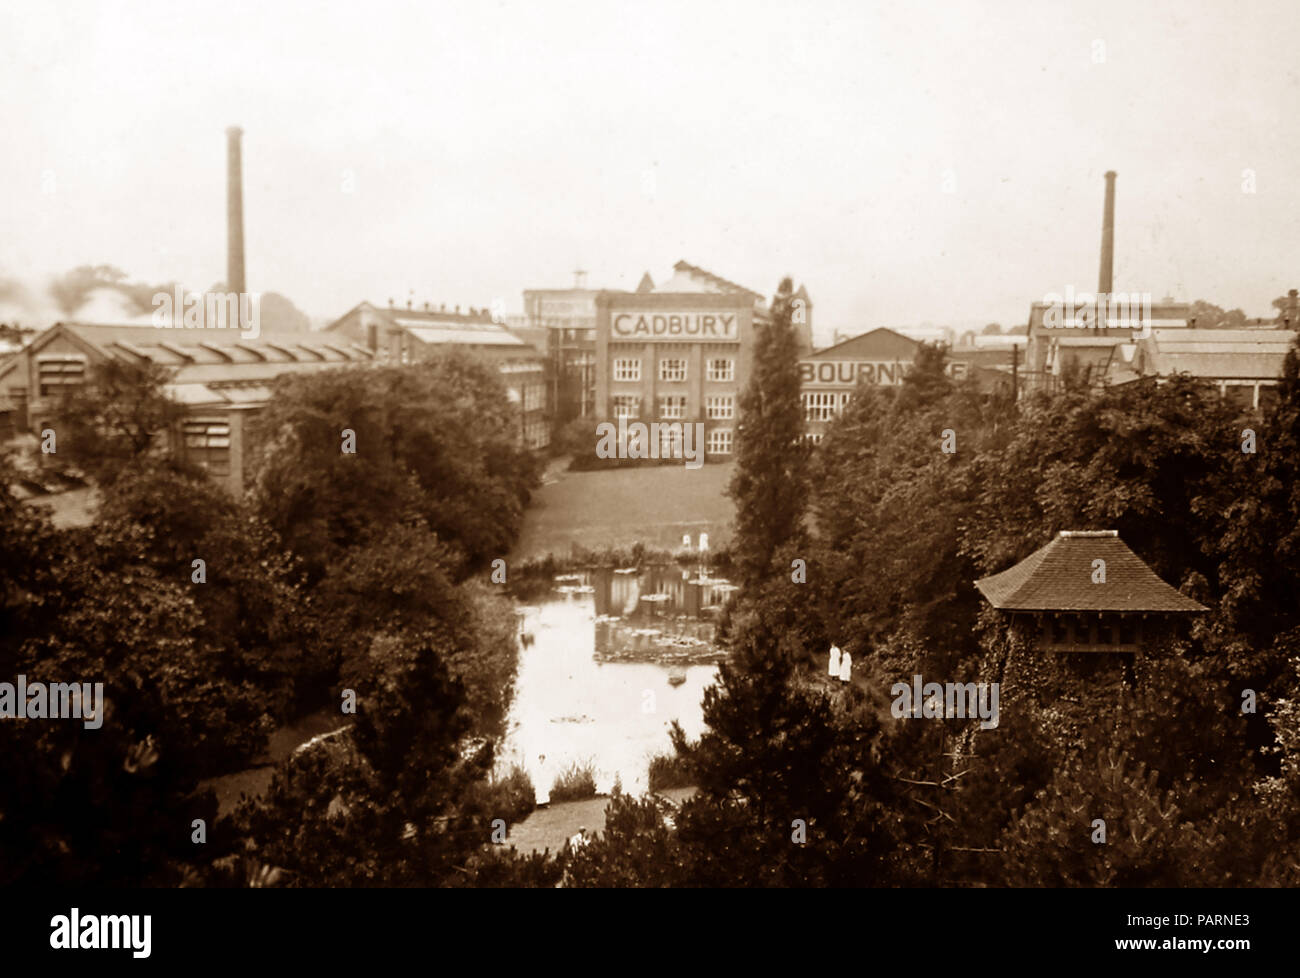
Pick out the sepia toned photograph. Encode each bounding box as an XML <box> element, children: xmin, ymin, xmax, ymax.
<box><xmin>0</xmin><ymin>0</ymin><xmax>1293</xmax><ymax>958</ymax></box>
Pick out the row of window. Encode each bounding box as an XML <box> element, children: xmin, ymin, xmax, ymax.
<box><xmin>612</xmin><ymin>357</ymin><xmax>735</xmax><ymax>383</ymax></box>
<box><xmin>611</xmin><ymin>395</ymin><xmax>734</xmax><ymax>420</ymax></box>
<box><xmin>628</xmin><ymin>426</ymin><xmax>731</xmax><ymax>455</ymax></box>
<box><xmin>801</xmin><ymin>390</ymin><xmax>853</xmax><ymax>423</ymax></box>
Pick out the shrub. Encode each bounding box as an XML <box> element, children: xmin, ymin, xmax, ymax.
<box><xmin>647</xmin><ymin>751</ymin><xmax>695</xmax><ymax>793</ymax></box>
<box><xmin>549</xmin><ymin>760</ymin><xmax>598</xmax><ymax>803</ymax></box>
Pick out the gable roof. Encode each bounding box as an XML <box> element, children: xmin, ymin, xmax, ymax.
<box><xmin>975</xmin><ymin>530</ymin><xmax>1206</xmax><ymax>613</ymax></box>
<box><xmin>1132</xmin><ymin>327</ymin><xmax>1297</xmax><ymax>381</ymax></box>
<box><xmin>670</xmin><ymin>261</ymin><xmax>764</xmax><ymax>301</ymax></box>
<box><xmin>806</xmin><ymin>327</ymin><xmax>919</xmax><ymax>361</ymax></box>
<box><xmin>0</xmin><ymin>322</ymin><xmax>372</xmax><ymax>401</ymax></box>
<box><xmin>325</xmin><ymin>301</ymin><xmax>497</xmax><ymax>333</ymax></box>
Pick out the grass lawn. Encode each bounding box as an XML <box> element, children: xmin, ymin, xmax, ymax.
<box><xmin>512</xmin><ymin>460</ymin><xmax>736</xmax><ymax>562</ymax></box>
<box><xmin>506</xmin><ymin>787</ymin><xmax>696</xmax><ymax>855</ymax></box>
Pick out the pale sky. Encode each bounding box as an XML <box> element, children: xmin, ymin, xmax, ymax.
<box><xmin>2</xmin><ymin>0</ymin><xmax>1298</xmax><ymax>338</ymax></box>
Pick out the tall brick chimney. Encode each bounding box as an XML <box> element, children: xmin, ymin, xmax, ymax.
<box><xmin>1098</xmin><ymin>170</ymin><xmax>1116</xmax><ymax>296</ymax></box>
<box><xmin>226</xmin><ymin>126</ymin><xmax>246</xmax><ymax>295</ymax></box>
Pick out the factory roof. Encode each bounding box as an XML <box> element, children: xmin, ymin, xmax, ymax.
<box><xmin>1131</xmin><ymin>327</ymin><xmax>1297</xmax><ymax>381</ymax></box>
<box><xmin>666</xmin><ymin>261</ymin><xmax>764</xmax><ymax>301</ymax></box>
<box><xmin>403</xmin><ymin>325</ymin><xmax>526</xmax><ymax>347</ymax></box>
<box><xmin>0</xmin><ymin>322</ymin><xmax>372</xmax><ymax>407</ymax></box>
<box><xmin>807</xmin><ymin>327</ymin><xmax>919</xmax><ymax>360</ymax></box>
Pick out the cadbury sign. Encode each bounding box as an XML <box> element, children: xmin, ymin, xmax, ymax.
<box><xmin>800</xmin><ymin>359</ymin><xmax>967</xmax><ymax>387</ymax></box>
<box><xmin>612</xmin><ymin>312</ymin><xmax>739</xmax><ymax>341</ymax></box>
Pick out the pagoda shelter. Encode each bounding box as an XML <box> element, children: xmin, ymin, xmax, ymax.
<box><xmin>975</xmin><ymin>530</ymin><xmax>1206</xmax><ymax>692</ymax></box>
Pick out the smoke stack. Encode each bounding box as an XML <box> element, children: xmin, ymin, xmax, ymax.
<box><xmin>1098</xmin><ymin>170</ymin><xmax>1116</xmax><ymax>296</ymax></box>
<box><xmin>226</xmin><ymin>126</ymin><xmax>246</xmax><ymax>295</ymax></box>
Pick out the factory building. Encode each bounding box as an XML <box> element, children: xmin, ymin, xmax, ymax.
<box><xmin>533</xmin><ymin>262</ymin><xmax>810</xmax><ymax>452</ymax></box>
<box><xmin>0</xmin><ymin>322</ymin><xmax>372</xmax><ymax>494</ymax></box>
<box><xmin>1020</xmin><ymin>170</ymin><xmax>1200</xmax><ymax>394</ymax></box>
<box><xmin>324</xmin><ymin>300</ymin><xmax>549</xmax><ymax>450</ymax></box>
<box><xmin>593</xmin><ymin>262</ymin><xmax>781</xmax><ymax>461</ymax></box>
<box><xmin>522</xmin><ymin>281</ymin><xmax>599</xmax><ymax>425</ymax></box>
<box><xmin>1104</xmin><ymin>326</ymin><xmax>1297</xmax><ymax>410</ymax></box>
<box><xmin>798</xmin><ymin>327</ymin><xmax>1011</xmax><ymax>443</ymax></box>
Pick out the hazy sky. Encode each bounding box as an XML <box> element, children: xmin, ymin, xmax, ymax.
<box><xmin>2</xmin><ymin>0</ymin><xmax>1298</xmax><ymax>338</ymax></box>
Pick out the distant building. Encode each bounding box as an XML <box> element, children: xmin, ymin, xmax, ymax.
<box><xmin>0</xmin><ymin>322</ymin><xmax>373</xmax><ymax>493</ymax></box>
<box><xmin>324</xmin><ymin>301</ymin><xmax>549</xmax><ymax>450</ymax></box>
<box><xmin>1022</xmin><ymin>298</ymin><xmax>1191</xmax><ymax>394</ymax></box>
<box><xmin>797</xmin><ymin>327</ymin><xmax>1011</xmax><ymax>443</ymax></box>
<box><xmin>522</xmin><ymin>287</ymin><xmax>600</xmax><ymax>425</ymax></box>
<box><xmin>593</xmin><ymin>262</ymin><xmax>776</xmax><ymax>462</ymax></box>
<box><xmin>1105</xmin><ymin>326</ymin><xmax>1297</xmax><ymax>411</ymax></box>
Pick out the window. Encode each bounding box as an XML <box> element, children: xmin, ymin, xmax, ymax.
<box><xmin>523</xmin><ymin>382</ymin><xmax>544</xmax><ymax>412</ymax></box>
<box><xmin>659</xmin><ymin>358</ymin><xmax>687</xmax><ymax>382</ymax></box>
<box><xmin>182</xmin><ymin>418</ymin><xmax>232</xmax><ymax>475</ymax></box>
<box><xmin>801</xmin><ymin>391</ymin><xmax>841</xmax><ymax>422</ymax></box>
<box><xmin>613</xmin><ymin>358</ymin><xmax>641</xmax><ymax>382</ymax></box>
<box><xmin>659</xmin><ymin>395</ymin><xmax>687</xmax><ymax>419</ymax></box>
<box><xmin>612</xmin><ymin>395</ymin><xmax>640</xmax><ymax>419</ymax></box>
<box><xmin>658</xmin><ymin>424</ymin><xmax>683</xmax><ymax>458</ymax></box>
<box><xmin>707</xmin><ymin>358</ymin><xmax>734</xmax><ymax>382</ymax></box>
<box><xmin>37</xmin><ymin>356</ymin><xmax>86</xmax><ymax>397</ymax></box>
<box><xmin>803</xmin><ymin>432</ymin><xmax>823</xmax><ymax>446</ymax></box>
<box><xmin>705</xmin><ymin>395</ymin><xmax>734</xmax><ymax>420</ymax></box>
<box><xmin>706</xmin><ymin>428</ymin><xmax>732</xmax><ymax>454</ymax></box>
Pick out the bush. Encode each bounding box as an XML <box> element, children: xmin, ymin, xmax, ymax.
<box><xmin>549</xmin><ymin>760</ymin><xmax>598</xmax><ymax>803</ymax></box>
<box><xmin>647</xmin><ymin>751</ymin><xmax>695</xmax><ymax>792</ymax></box>
<box><xmin>461</xmin><ymin>765</ymin><xmax>537</xmax><ymax>826</ymax></box>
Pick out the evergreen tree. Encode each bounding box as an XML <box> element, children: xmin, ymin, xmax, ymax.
<box><xmin>728</xmin><ymin>277</ymin><xmax>808</xmax><ymax>586</ymax></box>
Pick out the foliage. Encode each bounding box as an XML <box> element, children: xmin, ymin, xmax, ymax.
<box><xmin>249</xmin><ymin>357</ymin><xmax>539</xmax><ymax>581</ymax></box>
<box><xmin>647</xmin><ymin>750</ymin><xmax>695</xmax><ymax>792</ymax></box>
<box><xmin>728</xmin><ymin>278</ymin><xmax>809</xmax><ymax>585</ymax></box>
<box><xmin>549</xmin><ymin>760</ymin><xmax>598</xmax><ymax>803</ymax></box>
<box><xmin>48</xmin><ymin>359</ymin><xmax>186</xmax><ymax>485</ymax></box>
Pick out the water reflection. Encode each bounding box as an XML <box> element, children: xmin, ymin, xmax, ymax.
<box><xmin>501</xmin><ymin>566</ymin><xmax>736</xmax><ymax>802</ymax></box>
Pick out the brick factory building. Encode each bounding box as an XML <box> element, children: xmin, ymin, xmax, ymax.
<box><xmin>798</xmin><ymin>327</ymin><xmax>1011</xmax><ymax>443</ymax></box>
<box><xmin>593</xmin><ymin>262</ymin><xmax>788</xmax><ymax>461</ymax></box>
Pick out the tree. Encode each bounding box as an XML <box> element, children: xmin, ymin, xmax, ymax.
<box><xmin>664</xmin><ymin>603</ymin><xmax>925</xmax><ymax>886</ymax></box>
<box><xmin>0</xmin><ymin>477</ymin><xmax>224</xmax><ymax>885</ymax></box>
<box><xmin>52</xmin><ymin>359</ymin><xmax>185</xmax><ymax>485</ymax></box>
<box><xmin>231</xmin><ymin>632</ymin><xmax>503</xmax><ymax>886</ymax></box>
<box><xmin>728</xmin><ymin>278</ymin><xmax>809</xmax><ymax>585</ymax></box>
<box><xmin>250</xmin><ymin>357</ymin><xmax>538</xmax><ymax>581</ymax></box>
<box><xmin>981</xmin><ymin>323</ymin><xmax>1003</xmax><ymax>335</ymax></box>
<box><xmin>1189</xmin><ymin>299</ymin><xmax>1249</xmax><ymax>330</ymax></box>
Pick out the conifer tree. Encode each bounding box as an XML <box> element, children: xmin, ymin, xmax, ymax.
<box><xmin>728</xmin><ymin>277</ymin><xmax>808</xmax><ymax>586</ymax></box>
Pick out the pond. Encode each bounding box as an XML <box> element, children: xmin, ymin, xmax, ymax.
<box><xmin>500</xmin><ymin>565</ymin><xmax>737</xmax><ymax>802</ymax></box>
